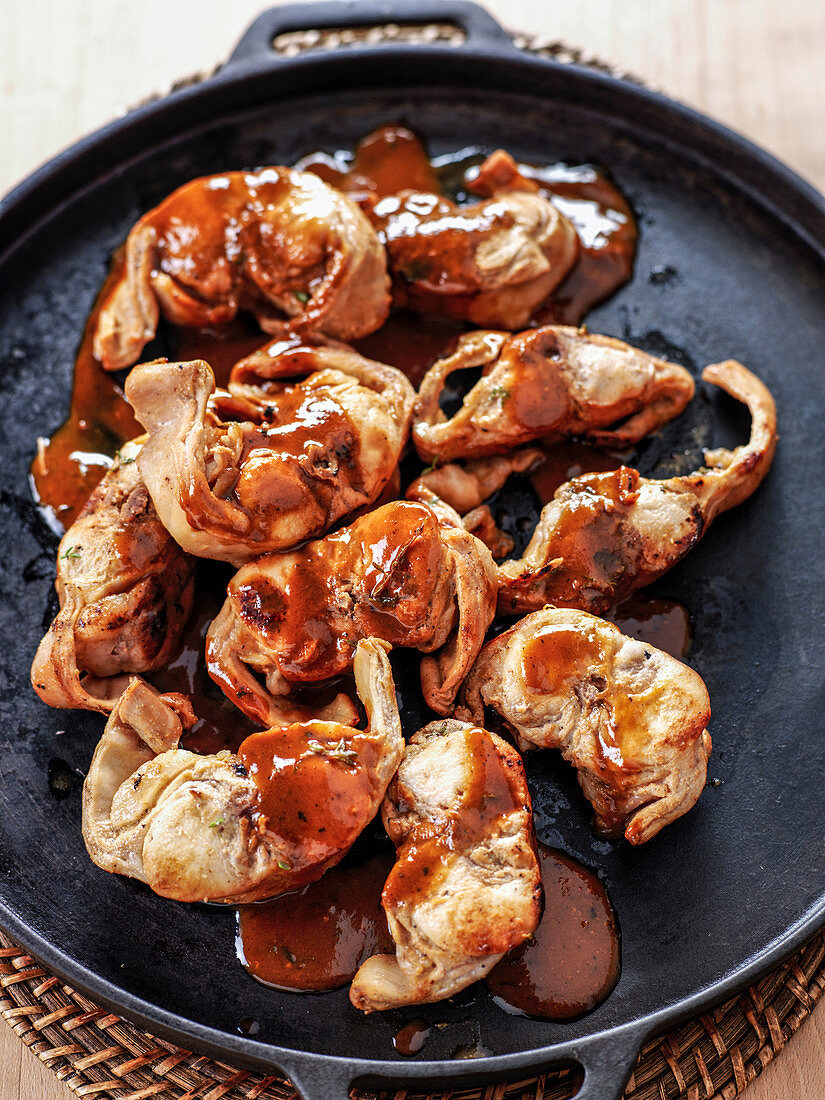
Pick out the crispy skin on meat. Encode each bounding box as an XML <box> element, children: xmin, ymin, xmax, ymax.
<box><xmin>94</xmin><ymin>168</ymin><xmax>390</xmax><ymax>370</ymax></box>
<box><xmin>350</xmin><ymin>719</ymin><xmax>541</xmax><ymax>1011</ymax></box>
<box><xmin>82</xmin><ymin>640</ymin><xmax>403</xmax><ymax>904</ymax></box>
<box><xmin>461</xmin><ymin>608</ymin><xmax>712</xmax><ymax>845</ymax></box>
<box><xmin>31</xmin><ymin>440</ymin><xmax>194</xmax><ymax>714</ymax></box>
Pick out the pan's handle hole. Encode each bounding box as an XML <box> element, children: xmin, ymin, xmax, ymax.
<box><xmin>271</xmin><ymin>22</ymin><xmax>467</xmax><ymax>58</ymax></box>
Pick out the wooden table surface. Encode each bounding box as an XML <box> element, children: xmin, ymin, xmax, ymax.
<box><xmin>1</xmin><ymin>1</ymin><xmax>824</xmax><ymax>1097</ymax></box>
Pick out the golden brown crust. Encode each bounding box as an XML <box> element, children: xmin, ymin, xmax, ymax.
<box><xmin>93</xmin><ymin>168</ymin><xmax>390</xmax><ymax>370</ymax></box>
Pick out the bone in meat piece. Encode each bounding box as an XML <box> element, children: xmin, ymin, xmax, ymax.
<box><xmin>124</xmin><ymin>343</ymin><xmax>415</xmax><ymax>564</ymax></box>
<box><xmin>205</xmin><ymin>500</ymin><xmax>497</xmax><ymax>725</ymax></box>
<box><xmin>368</xmin><ymin>150</ymin><xmax>578</xmax><ymax>329</ymax></box>
<box><xmin>350</xmin><ymin>718</ymin><xmax>541</xmax><ymax>1011</ymax></box>
<box><xmin>412</xmin><ymin>325</ymin><xmax>695</xmax><ymax>463</ymax></box>
<box><xmin>462</xmin><ymin>608</ymin><xmax>712</xmax><ymax>844</ymax></box>
<box><xmin>82</xmin><ymin>639</ymin><xmax>403</xmax><ymax>904</ymax></box>
<box><xmin>497</xmin><ymin>360</ymin><xmax>777</xmax><ymax>615</ymax></box>
<box><xmin>93</xmin><ymin>167</ymin><xmax>390</xmax><ymax>370</ymax></box>
<box><xmin>31</xmin><ymin>440</ymin><xmax>195</xmax><ymax>714</ymax></box>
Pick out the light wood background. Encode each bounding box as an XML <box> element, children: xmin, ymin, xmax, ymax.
<box><xmin>1</xmin><ymin>1</ymin><xmax>824</xmax><ymax>1098</ymax></box>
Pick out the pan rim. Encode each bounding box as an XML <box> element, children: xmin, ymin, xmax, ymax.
<box><xmin>2</xmin><ymin>34</ymin><xmax>825</xmax><ymax>1090</ymax></box>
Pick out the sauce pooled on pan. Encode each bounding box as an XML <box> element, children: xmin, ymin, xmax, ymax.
<box><xmin>33</xmin><ymin>125</ymin><xmax>636</xmax><ymax>526</ymax></box>
<box><xmin>237</xmin><ymin>848</ymin><xmax>394</xmax><ymax>991</ymax></box>
<box><xmin>30</xmin><ymin>254</ymin><xmax>140</xmax><ymax>530</ymax></box>
<box><xmin>486</xmin><ymin>844</ymin><xmax>620</xmax><ymax>1020</ymax></box>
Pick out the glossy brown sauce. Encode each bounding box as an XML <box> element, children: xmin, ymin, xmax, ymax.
<box><xmin>173</xmin><ymin>318</ymin><xmax>268</xmax><ymax>388</ymax></box>
<box><xmin>34</xmin><ymin>125</ymin><xmax>635</xmax><ymax>527</ymax></box>
<box><xmin>521</xmin><ymin>621</ymin><xmax>602</xmax><ymax>696</ymax></box>
<box><xmin>150</xmin><ymin>591</ymin><xmax>258</xmax><ymax>755</ymax></box>
<box><xmin>608</xmin><ymin>594</ymin><xmax>692</xmax><ymax>659</ymax></box>
<box><xmin>232</xmin><ymin>502</ymin><xmax>444</xmax><ymax>682</ymax></box>
<box><xmin>393</xmin><ymin>1020</ymin><xmax>432</xmax><ymax>1056</ymax></box>
<box><xmin>354</xmin><ymin>309</ymin><xmax>464</xmax><ymax>388</ymax></box>
<box><xmin>519</xmin><ymin>163</ymin><xmax>637</xmax><ymax>325</ymax></box>
<box><xmin>486</xmin><ymin>845</ymin><xmax>620</xmax><ymax>1020</ymax></box>
<box><xmin>383</xmin><ymin>726</ymin><xmax>522</xmax><ymax>933</ymax></box>
<box><xmin>30</xmin><ymin>255</ymin><xmax>141</xmax><ymax>530</ymax></box>
<box><xmin>238</xmin><ymin>722</ymin><xmax>381</xmax><ymax>883</ymax></box>
<box><xmin>211</xmin><ymin>383</ymin><xmax>359</xmax><ymax>522</ymax></box>
<box><xmin>500</xmin><ymin>467</ymin><xmax>646</xmax><ymax>615</ymax></box>
<box><xmin>302</xmin><ymin>124</ymin><xmax>636</xmax><ymax>367</ymax></box>
<box><xmin>236</xmin><ymin>848</ymin><xmax>394</xmax><ymax>991</ymax></box>
<box><xmin>528</xmin><ymin>441</ymin><xmax>623</xmax><ymax>505</ymax></box>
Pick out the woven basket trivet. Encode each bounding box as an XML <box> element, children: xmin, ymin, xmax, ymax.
<box><xmin>5</xmin><ymin>14</ymin><xmax>819</xmax><ymax>1100</ymax></box>
<box><xmin>3</xmin><ymin>926</ymin><xmax>825</xmax><ymax>1100</ymax></box>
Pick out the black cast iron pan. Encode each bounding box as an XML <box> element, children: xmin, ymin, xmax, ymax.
<box><xmin>2</xmin><ymin>3</ymin><xmax>825</xmax><ymax>1098</ymax></box>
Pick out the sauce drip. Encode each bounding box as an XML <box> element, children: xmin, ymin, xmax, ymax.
<box><xmin>150</xmin><ymin>586</ymin><xmax>258</xmax><ymax>756</ymax></box>
<box><xmin>297</xmin><ymin>124</ymin><xmax>439</xmax><ymax>203</ymax></box>
<box><xmin>236</xmin><ymin>848</ymin><xmax>394</xmax><ymax>991</ymax></box>
<box><xmin>393</xmin><ymin>1020</ymin><xmax>432</xmax><ymax>1057</ymax></box>
<box><xmin>486</xmin><ymin>845</ymin><xmax>620</xmax><ymax>1020</ymax></box>
<box><xmin>608</xmin><ymin>594</ymin><xmax>692</xmax><ymax>659</ymax></box>
<box><xmin>528</xmin><ymin>442</ymin><xmax>623</xmax><ymax>506</ymax></box>
<box><xmin>30</xmin><ymin>254</ymin><xmax>141</xmax><ymax>530</ymax></box>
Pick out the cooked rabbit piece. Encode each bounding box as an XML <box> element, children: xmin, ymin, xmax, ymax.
<box><xmin>369</xmin><ymin>150</ymin><xmax>578</xmax><ymax>329</ymax></box>
<box><xmin>461</xmin><ymin>608</ymin><xmax>712</xmax><ymax>845</ymax></box>
<box><xmin>498</xmin><ymin>360</ymin><xmax>777</xmax><ymax>614</ymax></box>
<box><xmin>411</xmin><ymin>325</ymin><xmax>695</xmax><ymax>463</ymax></box>
<box><xmin>407</xmin><ymin>448</ymin><xmax>545</xmax><ymax>516</ymax></box>
<box><xmin>31</xmin><ymin>440</ymin><xmax>195</xmax><ymax>714</ymax></box>
<box><xmin>350</xmin><ymin>718</ymin><xmax>541</xmax><ymax>1012</ymax></box>
<box><xmin>93</xmin><ymin>167</ymin><xmax>391</xmax><ymax>370</ymax></box>
<box><xmin>206</xmin><ymin>500</ymin><xmax>497</xmax><ymax>725</ymax></box>
<box><xmin>82</xmin><ymin>639</ymin><xmax>403</xmax><ymax>904</ymax></box>
<box><xmin>124</xmin><ymin>345</ymin><xmax>415</xmax><ymax>564</ymax></box>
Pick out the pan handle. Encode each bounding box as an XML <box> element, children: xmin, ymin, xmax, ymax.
<box><xmin>278</xmin><ymin>1056</ymin><xmax>354</xmax><ymax>1100</ymax></box>
<box><xmin>225</xmin><ymin>0</ymin><xmax>519</xmax><ymax>68</ymax></box>
<box><xmin>569</xmin><ymin>1029</ymin><xmax>645</xmax><ymax>1100</ymax></box>
<box><xmin>275</xmin><ymin>1027</ymin><xmax>643</xmax><ymax>1100</ymax></box>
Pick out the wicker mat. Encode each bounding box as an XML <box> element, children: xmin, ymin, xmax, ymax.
<box><xmin>2</xmin><ymin>926</ymin><xmax>824</xmax><ymax>1100</ymax></box>
<box><xmin>4</xmin><ymin>15</ymin><xmax>824</xmax><ymax>1100</ymax></box>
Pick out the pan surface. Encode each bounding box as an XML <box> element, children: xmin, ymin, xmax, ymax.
<box><xmin>1</xmin><ymin>4</ymin><xmax>825</xmax><ymax>1098</ymax></box>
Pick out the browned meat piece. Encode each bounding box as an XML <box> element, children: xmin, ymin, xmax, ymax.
<box><xmin>30</xmin><ymin>441</ymin><xmax>195</xmax><ymax>714</ymax></box>
<box><xmin>407</xmin><ymin>448</ymin><xmax>545</xmax><ymax>514</ymax></box>
<box><xmin>93</xmin><ymin>168</ymin><xmax>390</xmax><ymax>370</ymax></box>
<box><xmin>368</xmin><ymin>151</ymin><xmax>578</xmax><ymax>329</ymax></box>
<box><xmin>205</xmin><ymin>500</ymin><xmax>497</xmax><ymax>725</ymax></box>
<box><xmin>461</xmin><ymin>608</ymin><xmax>712</xmax><ymax>845</ymax></box>
<box><xmin>82</xmin><ymin>639</ymin><xmax>403</xmax><ymax>903</ymax></box>
<box><xmin>124</xmin><ymin>343</ymin><xmax>415</xmax><ymax>564</ymax></box>
<box><xmin>350</xmin><ymin>718</ymin><xmax>541</xmax><ymax>1011</ymax></box>
<box><xmin>411</xmin><ymin>326</ymin><xmax>695</xmax><ymax>463</ymax></box>
<box><xmin>498</xmin><ymin>360</ymin><xmax>777</xmax><ymax>614</ymax></box>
